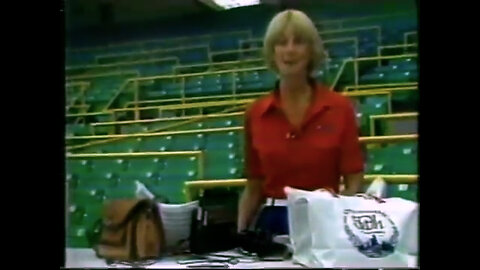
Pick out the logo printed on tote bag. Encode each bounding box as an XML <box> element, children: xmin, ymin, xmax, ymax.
<box><xmin>344</xmin><ymin>210</ymin><xmax>399</xmax><ymax>258</ymax></box>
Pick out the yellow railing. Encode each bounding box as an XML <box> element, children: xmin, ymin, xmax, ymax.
<box><xmin>369</xmin><ymin>112</ymin><xmax>418</xmax><ymax>136</ymax></box>
<box><xmin>184</xmin><ymin>174</ymin><xmax>418</xmax><ymax>201</ymax></box>
<box><xmin>378</xmin><ymin>43</ymin><xmax>417</xmax><ymax>57</ymax></box>
<box><xmin>66</xmin><ymin>126</ymin><xmax>244</xmax><ymax>151</ymax></box>
<box><xmin>92</xmin><ymin>111</ymin><xmax>244</xmax><ymax>127</ymax></box>
<box><xmin>126</xmin><ymin>92</ymin><xmax>266</xmax><ymax>108</ymax></box>
<box><xmin>319</xmin><ymin>26</ymin><xmax>381</xmax><ymax>48</ymax></box>
<box><xmin>331</xmin><ymin>54</ymin><xmax>418</xmax><ymax>90</ymax></box>
<box><xmin>377</xmin><ymin>44</ymin><xmax>417</xmax><ymax>66</ymax></box>
<box><xmin>95</xmin><ymin>44</ymin><xmax>211</xmax><ymax>65</ymax></box>
<box><xmin>404</xmin><ymin>31</ymin><xmax>418</xmax><ymax>46</ymax></box>
<box><xmin>343</xmin><ymin>82</ymin><xmax>417</xmax><ymax>92</ymax></box>
<box><xmin>174</xmin><ymin>58</ymin><xmax>264</xmax><ymax>74</ymax></box>
<box><xmin>67</xmin><ymin>86</ymin><xmax>407</xmax><ymax>130</ymax></box>
<box><xmin>106</xmin><ymin>66</ymin><xmax>269</xmax><ymax>116</ymax></box>
<box><xmin>209</xmin><ymin>47</ymin><xmax>262</xmax><ymax>62</ymax></box>
<box><xmin>66</xmin><ymin>69</ymin><xmax>140</xmax><ymax>81</ymax></box>
<box><xmin>67</xmin><ymin>29</ymin><xmax>251</xmax><ymax>54</ymax></box>
<box><xmin>66</xmin><ymin>81</ymin><xmax>91</xmax><ymax>107</ymax></box>
<box><xmin>65</xmin><ymin>56</ymin><xmax>180</xmax><ymax>77</ymax></box>
<box><xmin>315</xmin><ymin>12</ymin><xmax>414</xmax><ymax>30</ymax></box>
<box><xmin>97</xmin><ymin>88</ymin><xmax>398</xmax><ymax>128</ymax></box>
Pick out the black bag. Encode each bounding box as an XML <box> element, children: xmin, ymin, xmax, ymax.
<box><xmin>236</xmin><ymin>229</ymin><xmax>291</xmax><ymax>260</ymax></box>
<box><xmin>189</xmin><ymin>188</ymin><xmax>239</xmax><ymax>254</ymax></box>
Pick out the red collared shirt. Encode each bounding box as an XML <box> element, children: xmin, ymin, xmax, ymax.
<box><xmin>245</xmin><ymin>82</ymin><xmax>364</xmax><ymax>199</ymax></box>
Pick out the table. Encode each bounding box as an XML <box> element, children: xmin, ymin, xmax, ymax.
<box><xmin>65</xmin><ymin>248</ymin><xmax>305</xmax><ymax>269</ymax></box>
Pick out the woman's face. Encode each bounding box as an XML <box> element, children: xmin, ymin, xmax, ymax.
<box><xmin>274</xmin><ymin>24</ymin><xmax>312</xmax><ymax>77</ymax></box>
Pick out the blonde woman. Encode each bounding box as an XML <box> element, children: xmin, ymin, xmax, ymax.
<box><xmin>238</xmin><ymin>9</ymin><xmax>364</xmax><ymax>235</ymax></box>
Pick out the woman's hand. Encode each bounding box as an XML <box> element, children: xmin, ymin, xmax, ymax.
<box><xmin>340</xmin><ymin>172</ymin><xmax>363</xmax><ymax>196</ymax></box>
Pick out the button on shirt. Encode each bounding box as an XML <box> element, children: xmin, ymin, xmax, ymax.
<box><xmin>245</xmin><ymin>83</ymin><xmax>364</xmax><ymax>198</ymax></box>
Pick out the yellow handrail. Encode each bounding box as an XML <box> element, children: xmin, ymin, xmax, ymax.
<box><xmin>378</xmin><ymin>43</ymin><xmax>417</xmax><ymax>61</ymax></box>
<box><xmin>331</xmin><ymin>54</ymin><xmax>418</xmax><ymax>90</ymax></box>
<box><xmin>126</xmin><ymin>92</ymin><xmax>267</xmax><ymax>107</ymax></box>
<box><xmin>110</xmin><ymin>98</ymin><xmax>255</xmax><ymax>113</ymax></box>
<box><xmin>66</xmin><ymin>70</ymin><xmax>140</xmax><ymax>81</ymax></box>
<box><xmin>95</xmin><ymin>44</ymin><xmax>210</xmax><ymax>64</ymax></box>
<box><xmin>92</xmin><ymin>112</ymin><xmax>244</xmax><ymax>127</ymax></box>
<box><xmin>174</xmin><ymin>58</ymin><xmax>264</xmax><ymax>74</ymax></box>
<box><xmin>344</xmin><ymin>82</ymin><xmax>417</xmax><ymax>92</ymax></box>
<box><xmin>315</xmin><ymin>12</ymin><xmax>414</xmax><ymax>29</ymax></box>
<box><xmin>67</xmin><ymin>30</ymin><xmax>253</xmax><ymax>54</ymax></box>
<box><xmin>404</xmin><ymin>31</ymin><xmax>418</xmax><ymax>46</ymax></box>
<box><xmin>369</xmin><ymin>112</ymin><xmax>418</xmax><ymax>136</ymax></box>
<box><xmin>184</xmin><ymin>173</ymin><xmax>418</xmax><ymax>200</ymax></box>
<box><xmin>66</xmin><ymin>56</ymin><xmax>179</xmax><ymax>72</ymax></box>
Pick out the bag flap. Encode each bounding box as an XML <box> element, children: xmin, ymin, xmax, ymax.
<box><xmin>103</xmin><ymin>199</ymin><xmax>151</xmax><ymax>227</ymax></box>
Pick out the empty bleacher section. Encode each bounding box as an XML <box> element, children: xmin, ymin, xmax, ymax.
<box><xmin>65</xmin><ymin>0</ymin><xmax>418</xmax><ymax>248</ymax></box>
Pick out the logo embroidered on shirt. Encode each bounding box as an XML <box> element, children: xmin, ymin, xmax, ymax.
<box><xmin>316</xmin><ymin>124</ymin><xmax>335</xmax><ymax>133</ymax></box>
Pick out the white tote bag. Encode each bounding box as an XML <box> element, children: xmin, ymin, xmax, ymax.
<box><xmin>285</xmin><ymin>187</ymin><xmax>418</xmax><ymax>268</ymax></box>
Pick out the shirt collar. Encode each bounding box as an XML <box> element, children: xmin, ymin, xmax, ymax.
<box><xmin>259</xmin><ymin>78</ymin><xmax>333</xmax><ymax>118</ymax></box>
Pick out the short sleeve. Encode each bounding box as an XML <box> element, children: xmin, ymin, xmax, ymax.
<box><xmin>339</xmin><ymin>101</ymin><xmax>365</xmax><ymax>175</ymax></box>
<box><xmin>244</xmin><ymin>106</ymin><xmax>265</xmax><ymax>180</ymax></box>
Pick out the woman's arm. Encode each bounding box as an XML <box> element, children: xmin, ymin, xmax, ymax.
<box><xmin>238</xmin><ymin>104</ymin><xmax>266</xmax><ymax>232</ymax></box>
<box><xmin>341</xmin><ymin>172</ymin><xmax>363</xmax><ymax>196</ymax></box>
<box><xmin>237</xmin><ymin>178</ymin><xmax>265</xmax><ymax>232</ymax></box>
<box><xmin>339</xmin><ymin>101</ymin><xmax>365</xmax><ymax>195</ymax></box>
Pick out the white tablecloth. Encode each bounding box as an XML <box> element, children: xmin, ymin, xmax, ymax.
<box><xmin>65</xmin><ymin>248</ymin><xmax>305</xmax><ymax>269</ymax></box>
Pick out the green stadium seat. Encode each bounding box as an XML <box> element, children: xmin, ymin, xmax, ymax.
<box><xmin>67</xmin><ymin>159</ymin><xmax>94</xmax><ymax>175</ymax></box>
<box><xmin>120</xmin><ymin>124</ymin><xmax>149</xmax><ymax>134</ymax></box>
<box><xmin>76</xmin><ymin>171</ymin><xmax>120</xmax><ymax>189</ymax></box>
<box><xmin>376</xmin><ymin>116</ymin><xmax>417</xmax><ymax>135</ymax></box>
<box><xmin>67</xmin><ymin>204</ymin><xmax>86</xmax><ymax>226</ymax></box>
<box><xmin>170</xmin><ymin>134</ymin><xmax>206</xmax><ymax>150</ymax></box>
<box><xmin>104</xmin><ymin>186</ymin><xmax>137</xmax><ymax>200</ymax></box>
<box><xmin>204</xmin><ymin>150</ymin><xmax>243</xmax><ymax>179</ymax></box>
<box><xmin>185</xmin><ymin>77</ymin><xmax>204</xmax><ymax>97</ymax></box>
<box><xmin>144</xmin><ymin>81</ymin><xmax>183</xmax><ymax>99</ymax></box>
<box><xmin>90</xmin><ymin>158</ymin><xmax>130</xmax><ymax>174</ymax></box>
<box><xmin>359</xmin><ymin>72</ymin><xmax>387</xmax><ymax>84</ymax></box>
<box><xmin>175</xmin><ymin>121</ymin><xmax>206</xmax><ymax>130</ymax></box>
<box><xmin>205</xmin><ymin>117</ymin><xmax>242</xmax><ymax>128</ymax></box>
<box><xmin>148</xmin><ymin>181</ymin><xmax>186</xmax><ymax>203</ymax></box>
<box><xmin>386</xmin><ymin>183</ymin><xmax>418</xmax><ymax>202</ymax></box>
<box><xmin>93</xmin><ymin>125</ymin><xmax>115</xmax><ymax>135</ymax></box>
<box><xmin>67</xmin><ymin>227</ymin><xmax>90</xmax><ymax>248</ymax></box>
<box><xmin>125</xmin><ymin>157</ymin><xmax>165</xmax><ymax>176</ymax></box>
<box><xmin>386</xmin><ymin>142</ymin><xmax>418</xmax><ymax>174</ymax></box>
<box><xmin>98</xmin><ymin>138</ymin><xmax>142</xmax><ymax>153</ymax></box>
<box><xmin>70</xmin><ymin>188</ymin><xmax>107</xmax><ymax>206</ymax></box>
<box><xmin>162</xmin><ymin>156</ymin><xmax>200</xmax><ymax>181</ymax></box>
<box><xmin>66</xmin><ymin>124</ymin><xmax>93</xmax><ymax>136</ymax></box>
<box><xmin>137</xmin><ymin>136</ymin><xmax>174</xmax><ymax>151</ymax></box>
<box><xmin>205</xmin><ymin>131</ymin><xmax>240</xmax><ymax>150</ymax></box>
<box><xmin>385</xmin><ymin>70</ymin><xmax>418</xmax><ymax>83</ymax></box>
<box><xmin>356</xmin><ymin>96</ymin><xmax>389</xmax><ymax>135</ymax></box>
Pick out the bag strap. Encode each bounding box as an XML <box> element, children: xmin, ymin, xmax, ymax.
<box><xmin>106</xmin><ymin>259</ymin><xmax>157</xmax><ymax>267</ymax></box>
<box><xmin>355</xmin><ymin>193</ymin><xmax>386</xmax><ymax>203</ymax></box>
<box><xmin>102</xmin><ymin>199</ymin><xmax>154</xmax><ymax>229</ymax></box>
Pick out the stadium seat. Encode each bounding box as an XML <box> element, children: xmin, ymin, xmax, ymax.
<box><xmin>169</xmin><ymin>133</ymin><xmax>206</xmax><ymax>151</ymax></box>
<box><xmin>162</xmin><ymin>156</ymin><xmax>200</xmax><ymax>182</ymax></box>
<box><xmin>204</xmin><ymin>150</ymin><xmax>243</xmax><ymax>179</ymax></box>
<box><xmin>205</xmin><ymin>131</ymin><xmax>241</xmax><ymax>150</ymax></box>
<box><xmin>137</xmin><ymin>135</ymin><xmax>174</xmax><ymax>151</ymax></box>
<box><xmin>386</xmin><ymin>183</ymin><xmax>418</xmax><ymax>202</ymax></box>
<box><xmin>66</xmin><ymin>124</ymin><xmax>93</xmax><ymax>136</ymax></box>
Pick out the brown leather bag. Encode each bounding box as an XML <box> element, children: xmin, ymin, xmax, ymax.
<box><xmin>95</xmin><ymin>199</ymin><xmax>166</xmax><ymax>261</ymax></box>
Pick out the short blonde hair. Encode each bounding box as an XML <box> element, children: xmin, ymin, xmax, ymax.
<box><xmin>263</xmin><ymin>9</ymin><xmax>325</xmax><ymax>75</ymax></box>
